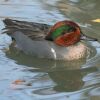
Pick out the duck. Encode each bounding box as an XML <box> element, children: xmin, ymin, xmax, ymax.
<box><xmin>2</xmin><ymin>18</ymin><xmax>97</xmax><ymax>60</ymax></box>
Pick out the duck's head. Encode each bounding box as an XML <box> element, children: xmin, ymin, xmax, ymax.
<box><xmin>45</xmin><ymin>20</ymin><xmax>97</xmax><ymax>46</ymax></box>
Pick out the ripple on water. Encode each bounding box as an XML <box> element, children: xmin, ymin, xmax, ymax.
<box><xmin>0</xmin><ymin>0</ymin><xmax>100</xmax><ymax>100</ymax></box>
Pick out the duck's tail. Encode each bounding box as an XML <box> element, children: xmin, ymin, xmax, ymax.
<box><xmin>3</xmin><ymin>18</ymin><xmax>19</xmax><ymax>35</ymax></box>
<box><xmin>3</xmin><ymin>18</ymin><xmax>15</xmax><ymax>26</ymax></box>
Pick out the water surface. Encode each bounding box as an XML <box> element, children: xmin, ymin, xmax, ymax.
<box><xmin>0</xmin><ymin>0</ymin><xmax>100</xmax><ymax>100</ymax></box>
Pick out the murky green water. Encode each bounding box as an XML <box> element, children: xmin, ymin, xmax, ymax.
<box><xmin>0</xmin><ymin>0</ymin><xmax>100</xmax><ymax>100</ymax></box>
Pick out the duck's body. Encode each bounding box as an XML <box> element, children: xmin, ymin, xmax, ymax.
<box><xmin>3</xmin><ymin>19</ymin><xmax>96</xmax><ymax>60</ymax></box>
<box><xmin>12</xmin><ymin>31</ymin><xmax>88</xmax><ymax>60</ymax></box>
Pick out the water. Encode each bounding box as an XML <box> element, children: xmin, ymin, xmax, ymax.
<box><xmin>0</xmin><ymin>0</ymin><xmax>100</xmax><ymax>100</ymax></box>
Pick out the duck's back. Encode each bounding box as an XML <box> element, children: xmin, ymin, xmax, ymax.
<box><xmin>3</xmin><ymin>18</ymin><xmax>51</xmax><ymax>40</ymax></box>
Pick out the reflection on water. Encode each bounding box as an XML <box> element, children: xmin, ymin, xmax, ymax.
<box><xmin>49</xmin><ymin>70</ymin><xmax>85</xmax><ymax>92</ymax></box>
<box><xmin>0</xmin><ymin>0</ymin><xmax>100</xmax><ymax>100</ymax></box>
<box><xmin>4</xmin><ymin>42</ymin><xmax>100</xmax><ymax>99</ymax></box>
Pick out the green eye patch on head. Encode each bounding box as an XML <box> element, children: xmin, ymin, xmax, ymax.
<box><xmin>51</xmin><ymin>25</ymin><xmax>72</xmax><ymax>40</ymax></box>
